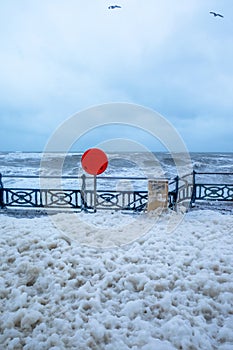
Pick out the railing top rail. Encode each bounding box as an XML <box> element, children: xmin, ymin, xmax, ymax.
<box><xmin>180</xmin><ymin>172</ymin><xmax>193</xmax><ymax>177</ymax></box>
<box><xmin>2</xmin><ymin>187</ymin><xmax>149</xmax><ymax>193</ymax></box>
<box><xmin>1</xmin><ymin>174</ymin><xmax>81</xmax><ymax>179</ymax></box>
<box><xmin>0</xmin><ymin>173</ymin><xmax>170</xmax><ymax>181</ymax></box>
<box><xmin>194</xmin><ymin>171</ymin><xmax>233</xmax><ymax>175</ymax></box>
<box><xmin>195</xmin><ymin>183</ymin><xmax>233</xmax><ymax>186</ymax></box>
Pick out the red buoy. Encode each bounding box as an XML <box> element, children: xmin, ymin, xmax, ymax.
<box><xmin>81</xmin><ymin>148</ymin><xmax>108</xmax><ymax>175</ymax></box>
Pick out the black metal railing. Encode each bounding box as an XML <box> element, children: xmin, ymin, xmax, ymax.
<box><xmin>191</xmin><ymin>171</ymin><xmax>233</xmax><ymax>205</ymax></box>
<box><xmin>168</xmin><ymin>173</ymin><xmax>193</xmax><ymax>209</ymax></box>
<box><xmin>0</xmin><ymin>173</ymin><xmax>149</xmax><ymax>212</ymax></box>
<box><xmin>0</xmin><ymin>171</ymin><xmax>232</xmax><ymax>212</ymax></box>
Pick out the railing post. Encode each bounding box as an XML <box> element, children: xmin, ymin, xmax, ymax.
<box><xmin>93</xmin><ymin>175</ymin><xmax>97</xmax><ymax>213</ymax></box>
<box><xmin>174</xmin><ymin>176</ymin><xmax>179</xmax><ymax>210</ymax></box>
<box><xmin>81</xmin><ymin>174</ymin><xmax>88</xmax><ymax>212</ymax></box>
<box><xmin>168</xmin><ymin>176</ymin><xmax>179</xmax><ymax>210</ymax></box>
<box><xmin>190</xmin><ymin>170</ymin><xmax>196</xmax><ymax>207</ymax></box>
<box><xmin>0</xmin><ymin>173</ymin><xmax>4</xmax><ymax>208</ymax></box>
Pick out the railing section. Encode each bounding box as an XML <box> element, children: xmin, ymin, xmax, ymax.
<box><xmin>0</xmin><ymin>174</ymin><xmax>149</xmax><ymax>212</ymax></box>
<box><xmin>1</xmin><ymin>172</ymin><xmax>232</xmax><ymax>212</ymax></box>
<box><xmin>191</xmin><ymin>171</ymin><xmax>233</xmax><ymax>204</ymax></box>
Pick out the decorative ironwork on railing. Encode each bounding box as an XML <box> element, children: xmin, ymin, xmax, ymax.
<box><xmin>2</xmin><ymin>188</ymin><xmax>82</xmax><ymax>209</ymax></box>
<box><xmin>0</xmin><ymin>174</ymin><xmax>149</xmax><ymax>213</ymax></box>
<box><xmin>191</xmin><ymin>171</ymin><xmax>233</xmax><ymax>205</ymax></box>
<box><xmin>0</xmin><ymin>171</ymin><xmax>232</xmax><ymax>212</ymax></box>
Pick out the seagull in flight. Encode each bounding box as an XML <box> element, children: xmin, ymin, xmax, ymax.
<box><xmin>210</xmin><ymin>11</ymin><xmax>224</xmax><ymax>18</ymax></box>
<box><xmin>108</xmin><ymin>5</ymin><xmax>122</xmax><ymax>9</ymax></box>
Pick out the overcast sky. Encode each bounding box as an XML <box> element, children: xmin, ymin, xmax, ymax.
<box><xmin>0</xmin><ymin>0</ymin><xmax>233</xmax><ymax>152</ymax></box>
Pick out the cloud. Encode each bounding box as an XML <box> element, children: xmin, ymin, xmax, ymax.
<box><xmin>0</xmin><ymin>0</ymin><xmax>232</xmax><ymax>151</ymax></box>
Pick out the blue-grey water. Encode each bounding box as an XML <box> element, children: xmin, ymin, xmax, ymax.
<box><xmin>0</xmin><ymin>152</ymin><xmax>233</xmax><ymax>191</ymax></box>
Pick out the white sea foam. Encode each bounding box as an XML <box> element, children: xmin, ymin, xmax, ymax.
<box><xmin>0</xmin><ymin>209</ymin><xmax>233</xmax><ymax>349</ymax></box>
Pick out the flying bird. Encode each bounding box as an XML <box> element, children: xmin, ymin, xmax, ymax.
<box><xmin>108</xmin><ymin>5</ymin><xmax>122</xmax><ymax>9</ymax></box>
<box><xmin>209</xmin><ymin>11</ymin><xmax>224</xmax><ymax>18</ymax></box>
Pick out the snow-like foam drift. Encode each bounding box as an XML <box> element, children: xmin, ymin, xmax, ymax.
<box><xmin>0</xmin><ymin>210</ymin><xmax>233</xmax><ymax>349</ymax></box>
